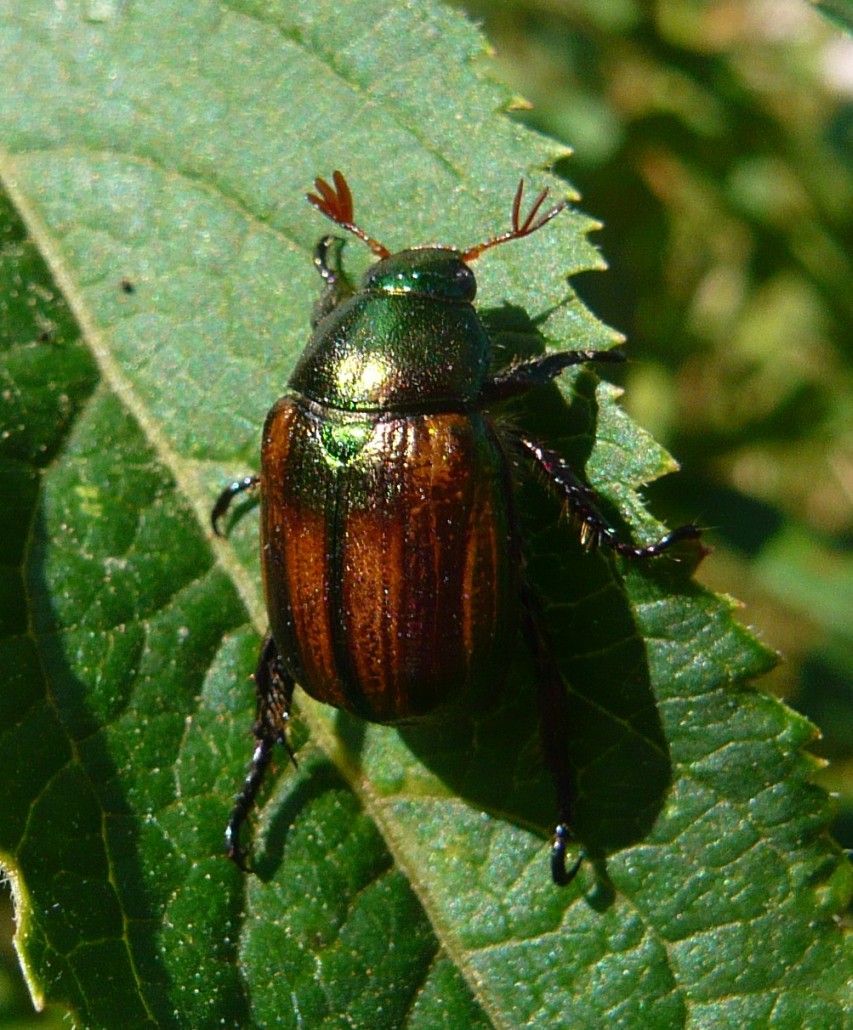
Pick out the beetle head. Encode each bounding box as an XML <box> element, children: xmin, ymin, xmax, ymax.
<box><xmin>362</xmin><ymin>248</ymin><xmax>477</xmax><ymax>301</ymax></box>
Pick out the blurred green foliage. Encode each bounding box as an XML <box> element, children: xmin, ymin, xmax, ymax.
<box><xmin>455</xmin><ymin>0</ymin><xmax>853</xmax><ymax>847</ymax></box>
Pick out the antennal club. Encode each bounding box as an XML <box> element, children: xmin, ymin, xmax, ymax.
<box><xmin>307</xmin><ymin>171</ymin><xmax>391</xmax><ymax>259</ymax></box>
<box><xmin>462</xmin><ymin>180</ymin><xmax>568</xmax><ymax>263</ymax></box>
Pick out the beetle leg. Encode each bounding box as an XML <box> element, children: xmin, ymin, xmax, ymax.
<box><xmin>497</xmin><ymin>435</ymin><xmax>584</xmax><ymax>886</ymax></box>
<box><xmin>518</xmin><ymin>574</ymin><xmax>585</xmax><ymax>887</ymax></box>
<box><xmin>225</xmin><ymin>633</ymin><xmax>296</xmax><ymax>869</ymax></box>
<box><xmin>483</xmin><ymin>348</ymin><xmax>626</xmax><ymax>404</ymax></box>
<box><xmin>519</xmin><ymin>436</ymin><xmax>701</xmax><ymax>558</ymax></box>
<box><xmin>211</xmin><ymin>474</ymin><xmax>260</xmax><ymax>536</ymax></box>
<box><xmin>312</xmin><ymin>235</ymin><xmax>355</xmax><ymax>326</ymax></box>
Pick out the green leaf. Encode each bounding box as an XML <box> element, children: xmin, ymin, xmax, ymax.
<box><xmin>0</xmin><ymin>2</ymin><xmax>850</xmax><ymax>1028</ymax></box>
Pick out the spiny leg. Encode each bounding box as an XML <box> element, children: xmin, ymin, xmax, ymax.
<box><xmin>211</xmin><ymin>475</ymin><xmax>260</xmax><ymax>536</ymax></box>
<box><xmin>226</xmin><ymin>633</ymin><xmax>296</xmax><ymax>868</ymax></box>
<box><xmin>484</xmin><ymin>338</ymin><xmax>698</xmax><ymax>554</ymax></box>
<box><xmin>489</xmin><ymin>346</ymin><xmax>697</xmax><ymax>572</ymax></box>
<box><xmin>519</xmin><ymin>436</ymin><xmax>700</xmax><ymax>557</ymax></box>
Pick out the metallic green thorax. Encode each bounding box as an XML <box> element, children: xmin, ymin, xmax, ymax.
<box><xmin>288</xmin><ymin>248</ymin><xmax>491</xmax><ymax>412</ymax></box>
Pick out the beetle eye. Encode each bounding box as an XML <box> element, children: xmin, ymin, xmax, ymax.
<box><xmin>456</xmin><ymin>265</ymin><xmax>476</xmax><ymax>298</ymax></box>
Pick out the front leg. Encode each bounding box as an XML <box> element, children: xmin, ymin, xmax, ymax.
<box><xmin>226</xmin><ymin>633</ymin><xmax>296</xmax><ymax>869</ymax></box>
<box><xmin>311</xmin><ymin>235</ymin><xmax>355</xmax><ymax>326</ymax></box>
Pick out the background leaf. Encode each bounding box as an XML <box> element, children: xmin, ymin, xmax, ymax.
<box><xmin>0</xmin><ymin>1</ymin><xmax>850</xmax><ymax>1028</ymax></box>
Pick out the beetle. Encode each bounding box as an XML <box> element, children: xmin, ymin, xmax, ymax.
<box><xmin>213</xmin><ymin>171</ymin><xmax>699</xmax><ymax>885</ymax></box>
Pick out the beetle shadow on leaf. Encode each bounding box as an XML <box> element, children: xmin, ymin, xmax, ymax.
<box><xmin>480</xmin><ymin>301</ymin><xmax>553</xmax><ymax>376</ymax></box>
<box><xmin>250</xmin><ymin>756</ymin><xmax>354</xmax><ymax>881</ymax></box>
<box><xmin>391</xmin><ymin>309</ymin><xmax>675</xmax><ymax>885</ymax></box>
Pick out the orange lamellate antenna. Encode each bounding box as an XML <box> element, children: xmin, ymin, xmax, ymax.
<box><xmin>307</xmin><ymin>171</ymin><xmax>391</xmax><ymax>259</ymax></box>
<box><xmin>462</xmin><ymin>180</ymin><xmax>568</xmax><ymax>262</ymax></box>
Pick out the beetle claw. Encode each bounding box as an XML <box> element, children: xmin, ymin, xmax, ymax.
<box><xmin>551</xmin><ymin>824</ymin><xmax>584</xmax><ymax>886</ymax></box>
<box><xmin>211</xmin><ymin>475</ymin><xmax>260</xmax><ymax>536</ymax></box>
<box><xmin>225</xmin><ymin>822</ymin><xmax>250</xmax><ymax>871</ymax></box>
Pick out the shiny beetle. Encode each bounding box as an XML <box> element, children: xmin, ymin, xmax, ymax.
<box><xmin>213</xmin><ymin>171</ymin><xmax>699</xmax><ymax>885</ymax></box>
